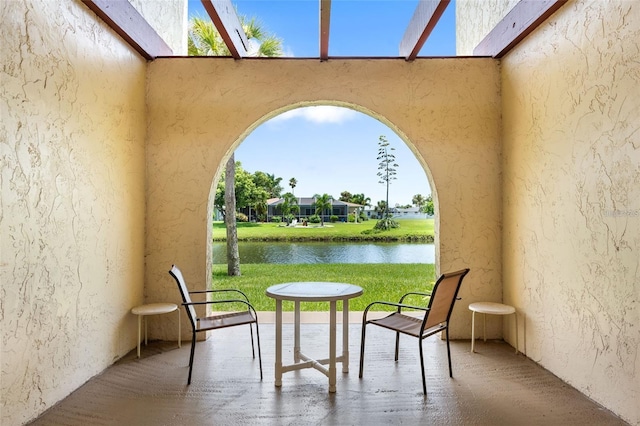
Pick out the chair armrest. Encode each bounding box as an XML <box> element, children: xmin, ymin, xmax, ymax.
<box><xmin>362</xmin><ymin>301</ymin><xmax>430</xmax><ymax>322</ymax></box>
<box><xmin>182</xmin><ymin>299</ymin><xmax>258</xmax><ymax>315</ymax></box>
<box><xmin>398</xmin><ymin>291</ymin><xmax>431</xmax><ymax>304</ymax></box>
<box><xmin>189</xmin><ymin>289</ymin><xmax>252</xmax><ymax>303</ymax></box>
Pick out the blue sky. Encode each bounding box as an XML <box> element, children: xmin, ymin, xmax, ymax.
<box><xmin>188</xmin><ymin>1</ymin><xmax>456</xmax><ymax>206</ymax></box>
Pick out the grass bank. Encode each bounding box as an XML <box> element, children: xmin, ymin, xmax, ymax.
<box><xmin>212</xmin><ymin>218</ymin><xmax>435</xmax><ymax>242</ymax></box>
<box><xmin>212</xmin><ymin>263</ymin><xmax>436</xmax><ymax>312</ymax></box>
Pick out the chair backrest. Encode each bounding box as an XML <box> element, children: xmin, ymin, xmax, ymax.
<box><xmin>423</xmin><ymin>268</ymin><xmax>470</xmax><ymax>331</ymax></box>
<box><xmin>169</xmin><ymin>265</ymin><xmax>197</xmax><ymax>328</ymax></box>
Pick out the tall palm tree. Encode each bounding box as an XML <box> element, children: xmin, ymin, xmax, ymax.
<box><xmin>312</xmin><ymin>193</ymin><xmax>332</xmax><ymax>226</ymax></box>
<box><xmin>189</xmin><ymin>16</ymin><xmax>283</xmax><ymax>275</ymax></box>
<box><xmin>289</xmin><ymin>177</ymin><xmax>297</xmax><ymax>195</ymax></box>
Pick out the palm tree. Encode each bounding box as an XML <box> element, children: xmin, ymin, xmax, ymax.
<box><xmin>312</xmin><ymin>193</ymin><xmax>333</xmax><ymax>226</ymax></box>
<box><xmin>280</xmin><ymin>192</ymin><xmax>299</xmax><ymax>224</ymax></box>
<box><xmin>266</xmin><ymin>173</ymin><xmax>283</xmax><ymax>198</ymax></box>
<box><xmin>412</xmin><ymin>194</ymin><xmax>426</xmax><ymax>211</ymax></box>
<box><xmin>351</xmin><ymin>193</ymin><xmax>371</xmax><ymax>207</ymax></box>
<box><xmin>350</xmin><ymin>193</ymin><xmax>371</xmax><ymax>223</ymax></box>
<box><xmin>189</xmin><ymin>16</ymin><xmax>283</xmax><ymax>57</ymax></box>
<box><xmin>189</xmin><ymin>16</ymin><xmax>283</xmax><ymax>275</ymax></box>
<box><xmin>255</xmin><ymin>200</ymin><xmax>268</xmax><ymax>222</ymax></box>
<box><xmin>252</xmin><ymin>171</ymin><xmax>283</xmax><ymax>198</ymax></box>
<box><xmin>250</xmin><ymin>187</ymin><xmax>269</xmax><ymax>222</ymax></box>
<box><xmin>289</xmin><ymin>177</ymin><xmax>297</xmax><ymax>195</ymax></box>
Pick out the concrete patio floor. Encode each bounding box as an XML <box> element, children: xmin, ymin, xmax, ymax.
<box><xmin>30</xmin><ymin>321</ymin><xmax>627</xmax><ymax>425</ymax></box>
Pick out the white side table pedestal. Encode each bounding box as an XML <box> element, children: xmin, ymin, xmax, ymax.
<box><xmin>131</xmin><ymin>303</ymin><xmax>181</xmax><ymax>358</ymax></box>
<box><xmin>469</xmin><ymin>302</ymin><xmax>518</xmax><ymax>354</ymax></box>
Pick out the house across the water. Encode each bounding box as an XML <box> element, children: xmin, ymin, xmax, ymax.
<box><xmin>266</xmin><ymin>197</ymin><xmax>363</xmax><ymax>223</ymax></box>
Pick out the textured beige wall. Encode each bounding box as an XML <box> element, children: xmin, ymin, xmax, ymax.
<box><xmin>498</xmin><ymin>1</ymin><xmax>638</xmax><ymax>424</ymax></box>
<box><xmin>129</xmin><ymin>0</ymin><xmax>188</xmax><ymax>55</ymax></box>
<box><xmin>1</xmin><ymin>1</ymin><xmax>147</xmax><ymax>424</ymax></box>
<box><xmin>145</xmin><ymin>58</ymin><xmax>502</xmax><ymax>341</ymax></box>
<box><xmin>456</xmin><ymin>0</ymin><xmax>520</xmax><ymax>55</ymax></box>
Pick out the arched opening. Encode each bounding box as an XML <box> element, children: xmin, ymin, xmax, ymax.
<box><xmin>206</xmin><ymin>101</ymin><xmax>440</xmax><ymax>296</ymax></box>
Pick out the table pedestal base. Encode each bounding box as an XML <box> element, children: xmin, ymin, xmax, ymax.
<box><xmin>274</xmin><ymin>299</ymin><xmax>351</xmax><ymax>393</ymax></box>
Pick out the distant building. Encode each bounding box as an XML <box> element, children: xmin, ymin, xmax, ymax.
<box><xmin>364</xmin><ymin>206</ymin><xmax>433</xmax><ymax>220</ymax></box>
<box><xmin>266</xmin><ymin>197</ymin><xmax>363</xmax><ymax>222</ymax></box>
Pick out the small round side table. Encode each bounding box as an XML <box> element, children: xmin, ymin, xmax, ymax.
<box><xmin>469</xmin><ymin>302</ymin><xmax>518</xmax><ymax>354</ymax></box>
<box><xmin>131</xmin><ymin>303</ymin><xmax>181</xmax><ymax>358</ymax></box>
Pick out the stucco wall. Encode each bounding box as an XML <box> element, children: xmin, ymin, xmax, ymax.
<box><xmin>145</xmin><ymin>58</ymin><xmax>502</xmax><ymax>341</ymax></box>
<box><xmin>1</xmin><ymin>1</ymin><xmax>147</xmax><ymax>424</ymax></box>
<box><xmin>462</xmin><ymin>0</ymin><xmax>639</xmax><ymax>423</ymax></box>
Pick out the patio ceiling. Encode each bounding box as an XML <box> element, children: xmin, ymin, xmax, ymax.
<box><xmin>82</xmin><ymin>0</ymin><xmax>567</xmax><ymax>61</ymax></box>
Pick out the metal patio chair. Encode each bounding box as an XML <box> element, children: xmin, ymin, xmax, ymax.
<box><xmin>359</xmin><ymin>268</ymin><xmax>470</xmax><ymax>394</ymax></box>
<box><xmin>169</xmin><ymin>265</ymin><xmax>262</xmax><ymax>385</ymax></box>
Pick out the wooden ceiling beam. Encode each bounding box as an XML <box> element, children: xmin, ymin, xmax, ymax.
<box><xmin>473</xmin><ymin>0</ymin><xmax>568</xmax><ymax>58</ymax></box>
<box><xmin>201</xmin><ymin>0</ymin><xmax>249</xmax><ymax>59</ymax></box>
<box><xmin>82</xmin><ymin>0</ymin><xmax>173</xmax><ymax>60</ymax></box>
<box><xmin>320</xmin><ymin>0</ymin><xmax>331</xmax><ymax>61</ymax></box>
<box><xmin>399</xmin><ymin>0</ymin><xmax>450</xmax><ymax>61</ymax></box>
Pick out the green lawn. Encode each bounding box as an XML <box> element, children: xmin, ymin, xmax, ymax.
<box><xmin>211</xmin><ymin>263</ymin><xmax>436</xmax><ymax>312</ymax></box>
<box><xmin>212</xmin><ymin>218</ymin><xmax>434</xmax><ymax>242</ymax></box>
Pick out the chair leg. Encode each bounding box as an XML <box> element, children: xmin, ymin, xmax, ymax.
<box><xmin>254</xmin><ymin>321</ymin><xmax>263</xmax><ymax>380</ymax></box>
<box><xmin>394</xmin><ymin>331</ymin><xmax>400</xmax><ymax>361</ymax></box>
<box><xmin>249</xmin><ymin>323</ymin><xmax>256</xmax><ymax>358</ymax></box>
<box><xmin>359</xmin><ymin>321</ymin><xmax>367</xmax><ymax>378</ymax></box>
<box><xmin>419</xmin><ymin>338</ymin><xmax>427</xmax><ymax>395</ymax></box>
<box><xmin>187</xmin><ymin>331</ymin><xmax>197</xmax><ymax>385</ymax></box>
<box><xmin>445</xmin><ymin>327</ymin><xmax>453</xmax><ymax>377</ymax></box>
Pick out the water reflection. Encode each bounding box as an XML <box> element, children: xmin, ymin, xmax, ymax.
<box><xmin>212</xmin><ymin>242</ymin><xmax>435</xmax><ymax>264</ymax></box>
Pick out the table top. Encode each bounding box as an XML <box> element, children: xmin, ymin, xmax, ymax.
<box><xmin>266</xmin><ymin>282</ymin><xmax>363</xmax><ymax>302</ymax></box>
<box><xmin>468</xmin><ymin>302</ymin><xmax>516</xmax><ymax>315</ymax></box>
<box><xmin>131</xmin><ymin>302</ymin><xmax>178</xmax><ymax>316</ymax></box>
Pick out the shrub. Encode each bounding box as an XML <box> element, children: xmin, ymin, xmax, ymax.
<box><xmin>309</xmin><ymin>215</ymin><xmax>321</xmax><ymax>224</ymax></box>
<box><xmin>271</xmin><ymin>216</ymin><xmax>282</xmax><ymax>223</ymax></box>
<box><xmin>330</xmin><ymin>215</ymin><xmax>339</xmax><ymax>223</ymax></box>
<box><xmin>236</xmin><ymin>212</ymin><xmax>248</xmax><ymax>222</ymax></box>
<box><xmin>374</xmin><ymin>217</ymin><xmax>399</xmax><ymax>231</ymax></box>
<box><xmin>347</xmin><ymin>214</ymin><xmax>356</xmax><ymax>223</ymax></box>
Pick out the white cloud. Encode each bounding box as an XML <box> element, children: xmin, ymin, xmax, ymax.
<box><xmin>270</xmin><ymin>106</ymin><xmax>359</xmax><ymax>124</ymax></box>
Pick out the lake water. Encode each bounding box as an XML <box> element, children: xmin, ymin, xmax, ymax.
<box><xmin>212</xmin><ymin>242</ymin><xmax>435</xmax><ymax>264</ymax></box>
